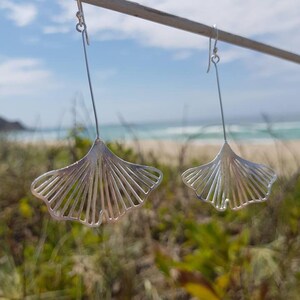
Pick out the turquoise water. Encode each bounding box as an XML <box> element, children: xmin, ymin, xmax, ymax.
<box><xmin>4</xmin><ymin>120</ymin><xmax>300</xmax><ymax>143</ymax></box>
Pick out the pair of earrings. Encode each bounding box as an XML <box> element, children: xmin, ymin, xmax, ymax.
<box><xmin>31</xmin><ymin>3</ymin><xmax>277</xmax><ymax>227</ymax></box>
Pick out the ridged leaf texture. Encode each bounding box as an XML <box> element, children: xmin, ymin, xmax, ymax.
<box><xmin>182</xmin><ymin>142</ymin><xmax>277</xmax><ymax>211</ymax></box>
<box><xmin>31</xmin><ymin>139</ymin><xmax>163</xmax><ymax>227</ymax></box>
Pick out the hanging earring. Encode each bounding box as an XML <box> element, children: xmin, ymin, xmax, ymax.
<box><xmin>181</xmin><ymin>25</ymin><xmax>277</xmax><ymax>211</ymax></box>
<box><xmin>31</xmin><ymin>0</ymin><xmax>163</xmax><ymax>227</ymax></box>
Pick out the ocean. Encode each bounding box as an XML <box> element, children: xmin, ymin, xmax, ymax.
<box><xmin>3</xmin><ymin>120</ymin><xmax>300</xmax><ymax>143</ymax></box>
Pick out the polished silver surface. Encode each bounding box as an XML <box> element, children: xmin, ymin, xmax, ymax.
<box><xmin>31</xmin><ymin>1</ymin><xmax>163</xmax><ymax>226</ymax></box>
<box><xmin>182</xmin><ymin>27</ymin><xmax>277</xmax><ymax>210</ymax></box>
<box><xmin>182</xmin><ymin>142</ymin><xmax>277</xmax><ymax>211</ymax></box>
<box><xmin>31</xmin><ymin>139</ymin><xmax>163</xmax><ymax>227</ymax></box>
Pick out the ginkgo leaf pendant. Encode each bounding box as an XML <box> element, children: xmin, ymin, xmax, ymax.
<box><xmin>31</xmin><ymin>138</ymin><xmax>163</xmax><ymax>227</ymax></box>
<box><xmin>182</xmin><ymin>142</ymin><xmax>277</xmax><ymax>211</ymax></box>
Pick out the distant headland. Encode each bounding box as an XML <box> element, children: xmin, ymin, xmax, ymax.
<box><xmin>0</xmin><ymin>116</ymin><xmax>26</xmax><ymax>131</ymax></box>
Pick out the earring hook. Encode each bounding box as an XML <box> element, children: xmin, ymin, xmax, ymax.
<box><xmin>206</xmin><ymin>25</ymin><xmax>226</xmax><ymax>141</ymax></box>
<box><xmin>76</xmin><ymin>0</ymin><xmax>90</xmax><ymax>45</ymax></box>
<box><xmin>75</xmin><ymin>0</ymin><xmax>99</xmax><ymax>137</ymax></box>
<box><xmin>207</xmin><ymin>24</ymin><xmax>219</xmax><ymax>73</ymax></box>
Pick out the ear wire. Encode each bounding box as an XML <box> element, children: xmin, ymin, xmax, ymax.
<box><xmin>76</xmin><ymin>0</ymin><xmax>100</xmax><ymax>138</ymax></box>
<box><xmin>206</xmin><ymin>25</ymin><xmax>227</xmax><ymax>142</ymax></box>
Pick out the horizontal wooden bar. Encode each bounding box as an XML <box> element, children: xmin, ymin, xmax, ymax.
<box><xmin>81</xmin><ymin>0</ymin><xmax>300</xmax><ymax>64</ymax></box>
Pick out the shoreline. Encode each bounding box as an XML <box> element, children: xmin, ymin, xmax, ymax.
<box><xmin>2</xmin><ymin>137</ymin><xmax>300</xmax><ymax>176</ymax></box>
<box><xmin>123</xmin><ymin>139</ymin><xmax>300</xmax><ymax>176</ymax></box>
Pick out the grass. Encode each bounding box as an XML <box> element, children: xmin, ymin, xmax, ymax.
<box><xmin>0</xmin><ymin>131</ymin><xmax>300</xmax><ymax>300</ymax></box>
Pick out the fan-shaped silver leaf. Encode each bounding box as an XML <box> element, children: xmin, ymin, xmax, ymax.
<box><xmin>31</xmin><ymin>138</ymin><xmax>163</xmax><ymax>227</ymax></box>
<box><xmin>182</xmin><ymin>142</ymin><xmax>277</xmax><ymax>211</ymax></box>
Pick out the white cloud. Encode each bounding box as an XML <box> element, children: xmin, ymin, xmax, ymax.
<box><xmin>0</xmin><ymin>0</ymin><xmax>37</xmax><ymax>26</ymax></box>
<box><xmin>49</xmin><ymin>0</ymin><xmax>300</xmax><ymax>58</ymax></box>
<box><xmin>246</xmin><ymin>54</ymin><xmax>300</xmax><ymax>82</ymax></box>
<box><xmin>0</xmin><ymin>58</ymin><xmax>54</xmax><ymax>96</ymax></box>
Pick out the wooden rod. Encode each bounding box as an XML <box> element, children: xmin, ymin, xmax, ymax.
<box><xmin>81</xmin><ymin>0</ymin><xmax>300</xmax><ymax>64</ymax></box>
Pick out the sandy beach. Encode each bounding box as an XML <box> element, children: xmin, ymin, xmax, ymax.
<box><xmin>11</xmin><ymin>137</ymin><xmax>300</xmax><ymax>176</ymax></box>
<box><xmin>124</xmin><ymin>139</ymin><xmax>300</xmax><ymax>176</ymax></box>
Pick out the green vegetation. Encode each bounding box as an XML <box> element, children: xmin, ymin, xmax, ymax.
<box><xmin>1</xmin><ymin>133</ymin><xmax>300</xmax><ymax>299</ymax></box>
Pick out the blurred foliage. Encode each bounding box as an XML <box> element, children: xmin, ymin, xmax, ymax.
<box><xmin>1</xmin><ymin>130</ymin><xmax>300</xmax><ymax>300</ymax></box>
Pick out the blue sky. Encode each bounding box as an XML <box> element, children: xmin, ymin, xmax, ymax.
<box><xmin>0</xmin><ymin>0</ymin><xmax>299</xmax><ymax>129</ymax></box>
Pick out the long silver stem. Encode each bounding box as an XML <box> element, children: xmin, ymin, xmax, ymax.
<box><xmin>81</xmin><ymin>30</ymin><xmax>100</xmax><ymax>138</ymax></box>
<box><xmin>213</xmin><ymin>61</ymin><xmax>227</xmax><ymax>142</ymax></box>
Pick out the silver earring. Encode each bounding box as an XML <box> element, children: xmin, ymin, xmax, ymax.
<box><xmin>182</xmin><ymin>25</ymin><xmax>277</xmax><ymax>211</ymax></box>
<box><xmin>31</xmin><ymin>0</ymin><xmax>163</xmax><ymax>227</ymax></box>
